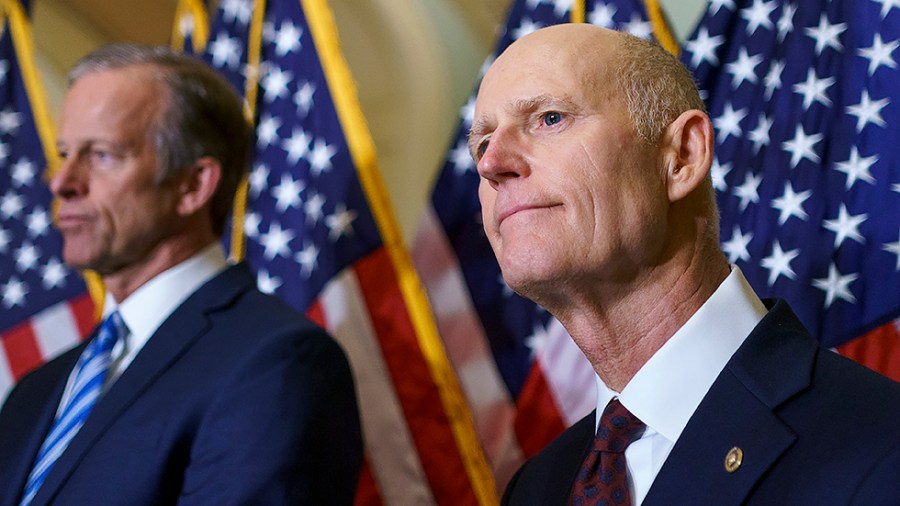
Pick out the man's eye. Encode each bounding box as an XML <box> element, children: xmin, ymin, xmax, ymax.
<box><xmin>477</xmin><ymin>139</ymin><xmax>489</xmax><ymax>158</ymax></box>
<box><xmin>543</xmin><ymin>111</ymin><xmax>562</xmax><ymax>126</ymax></box>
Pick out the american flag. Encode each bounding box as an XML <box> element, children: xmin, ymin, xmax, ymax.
<box><xmin>171</xmin><ymin>0</ymin><xmax>209</xmax><ymax>54</ymax></box>
<box><xmin>0</xmin><ymin>1</ymin><xmax>96</xmax><ymax>404</ymax></box>
<box><xmin>682</xmin><ymin>0</ymin><xmax>900</xmax><ymax>380</ymax></box>
<box><xmin>191</xmin><ymin>0</ymin><xmax>495</xmax><ymax>504</ymax></box>
<box><xmin>411</xmin><ymin>0</ymin><xmax>674</xmax><ymax>490</ymax></box>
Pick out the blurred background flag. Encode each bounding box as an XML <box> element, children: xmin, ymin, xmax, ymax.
<box><xmin>171</xmin><ymin>0</ymin><xmax>209</xmax><ymax>53</ymax></box>
<box><xmin>411</xmin><ymin>0</ymin><xmax>676</xmax><ymax>490</ymax></box>
<box><xmin>0</xmin><ymin>0</ymin><xmax>95</xmax><ymax>404</ymax></box>
<box><xmin>185</xmin><ymin>0</ymin><xmax>496</xmax><ymax>503</ymax></box>
<box><xmin>681</xmin><ymin>0</ymin><xmax>900</xmax><ymax>381</ymax></box>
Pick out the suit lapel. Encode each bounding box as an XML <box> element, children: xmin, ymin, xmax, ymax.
<box><xmin>0</xmin><ymin>347</ymin><xmax>82</xmax><ymax>506</ymax></box>
<box><xmin>644</xmin><ymin>300</ymin><xmax>817</xmax><ymax>505</ymax></box>
<box><xmin>31</xmin><ymin>264</ymin><xmax>254</xmax><ymax>506</ymax></box>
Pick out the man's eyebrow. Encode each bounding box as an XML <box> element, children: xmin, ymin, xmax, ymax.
<box><xmin>468</xmin><ymin>116</ymin><xmax>493</xmax><ymax>157</ymax></box>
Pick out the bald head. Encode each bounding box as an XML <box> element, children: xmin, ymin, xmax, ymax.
<box><xmin>484</xmin><ymin>24</ymin><xmax>705</xmax><ymax>145</ymax></box>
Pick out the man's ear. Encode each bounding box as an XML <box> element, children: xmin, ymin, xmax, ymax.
<box><xmin>176</xmin><ymin>156</ymin><xmax>221</xmax><ymax>216</ymax></box>
<box><xmin>662</xmin><ymin>109</ymin><xmax>714</xmax><ymax>203</ymax></box>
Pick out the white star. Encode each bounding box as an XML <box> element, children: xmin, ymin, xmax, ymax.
<box><xmin>873</xmin><ymin>0</ymin><xmax>900</xmax><ymax>18</ymax></box>
<box><xmin>734</xmin><ymin>172</ymin><xmax>763</xmax><ymax>211</ymax></box>
<box><xmin>295</xmin><ymin>241</ymin><xmax>319</xmax><ymax>277</ymax></box>
<box><xmin>460</xmin><ymin>96</ymin><xmax>476</xmax><ymax>126</ymax></box>
<box><xmin>41</xmin><ymin>258</ymin><xmax>68</xmax><ymax>290</ymax></box>
<box><xmin>761</xmin><ymin>240</ymin><xmax>800</xmax><ymax>286</ymax></box>
<box><xmin>722</xmin><ymin>226</ymin><xmax>753</xmax><ymax>263</ymax></box>
<box><xmin>178</xmin><ymin>12</ymin><xmax>195</xmax><ymax>38</ymax></box>
<box><xmin>273</xmin><ymin>21</ymin><xmax>302</xmax><ymax>56</ymax></box>
<box><xmin>256</xmin><ymin>269</ymin><xmax>283</xmax><ymax>295</ymax></box>
<box><xmin>711</xmin><ymin>158</ymin><xmax>732</xmax><ymax>192</ymax></box>
<box><xmin>207</xmin><ymin>32</ymin><xmax>242</xmax><ymax>69</ymax></box>
<box><xmin>259</xmin><ymin>222</ymin><xmax>295</xmax><ymax>260</ymax></box>
<box><xmin>512</xmin><ymin>18</ymin><xmax>542</xmax><ymax>41</ymax></box>
<box><xmin>26</xmin><ymin>208</ymin><xmax>50</xmax><ymax>237</ymax></box>
<box><xmin>804</xmin><ymin>13</ymin><xmax>846</xmax><ymax>55</ymax></box>
<box><xmin>15</xmin><ymin>242</ymin><xmax>40</xmax><ymax>272</ymax></box>
<box><xmin>294</xmin><ymin>81</ymin><xmax>316</xmax><ymax>117</ymax></box>
<box><xmin>10</xmin><ymin>158</ymin><xmax>35</xmax><ymax>187</ymax></box>
<box><xmin>249</xmin><ymin>163</ymin><xmax>270</xmax><ymax>199</ymax></box>
<box><xmin>304</xmin><ymin>192</ymin><xmax>326</xmax><ymax>224</ymax></box>
<box><xmin>524</xmin><ymin>321</ymin><xmax>550</xmax><ymax>357</ymax></box>
<box><xmin>271</xmin><ymin>173</ymin><xmax>305</xmax><ymax>212</ymax></box>
<box><xmin>858</xmin><ymin>33</ymin><xmax>899</xmax><ymax>76</ymax></box>
<box><xmin>551</xmin><ymin>0</ymin><xmax>572</xmax><ymax>17</ymax></box>
<box><xmin>782</xmin><ymin>125</ymin><xmax>822</xmax><ymax>168</ymax></box>
<box><xmin>748</xmin><ymin>113</ymin><xmax>773</xmax><ymax>153</ymax></box>
<box><xmin>834</xmin><ymin>147</ymin><xmax>878</xmax><ymax>190</ymax></box>
<box><xmin>763</xmin><ymin>60</ymin><xmax>785</xmax><ymax>99</ymax></box>
<box><xmin>257</xmin><ymin>114</ymin><xmax>282</xmax><ymax>149</ymax></box>
<box><xmin>684</xmin><ymin>27</ymin><xmax>724</xmax><ymax>68</ymax></box>
<box><xmin>282</xmin><ymin>128</ymin><xmax>311</xmax><ymax>165</ymax></box>
<box><xmin>823</xmin><ymin>204</ymin><xmax>867</xmax><ymax>249</ymax></box>
<box><xmin>0</xmin><ymin>108</ymin><xmax>22</xmax><ymax>135</ymax></box>
<box><xmin>261</xmin><ymin>65</ymin><xmax>292</xmax><ymax>103</ymax></box>
<box><xmin>243</xmin><ymin>211</ymin><xmax>262</xmax><ymax>238</ymax></box>
<box><xmin>0</xmin><ymin>191</ymin><xmax>24</xmax><ymax>219</ymax></box>
<box><xmin>792</xmin><ymin>68</ymin><xmax>834</xmax><ymax>109</ymax></box>
<box><xmin>450</xmin><ymin>139</ymin><xmax>475</xmax><ymax>175</ymax></box>
<box><xmin>588</xmin><ymin>4</ymin><xmax>616</xmax><ymax>28</ymax></box>
<box><xmin>812</xmin><ymin>263</ymin><xmax>857</xmax><ymax>308</ymax></box>
<box><xmin>771</xmin><ymin>181</ymin><xmax>810</xmax><ymax>224</ymax></box>
<box><xmin>1</xmin><ymin>276</ymin><xmax>27</xmax><ymax>308</ymax></box>
<box><xmin>325</xmin><ymin>203</ymin><xmax>357</xmax><ymax>241</ymax></box>
<box><xmin>623</xmin><ymin>13</ymin><xmax>653</xmax><ymax>40</ymax></box>
<box><xmin>709</xmin><ymin>0</ymin><xmax>735</xmax><ymax>15</ymax></box>
<box><xmin>726</xmin><ymin>48</ymin><xmax>763</xmax><ymax>89</ymax></box>
<box><xmin>883</xmin><ymin>228</ymin><xmax>900</xmax><ymax>271</ymax></box>
<box><xmin>309</xmin><ymin>138</ymin><xmax>338</xmax><ymax>176</ymax></box>
<box><xmin>741</xmin><ymin>0</ymin><xmax>776</xmax><ymax>35</ymax></box>
<box><xmin>846</xmin><ymin>89</ymin><xmax>889</xmax><ymax>133</ymax></box>
<box><xmin>221</xmin><ymin>0</ymin><xmax>252</xmax><ymax>25</ymax></box>
<box><xmin>714</xmin><ymin>103</ymin><xmax>747</xmax><ymax>142</ymax></box>
<box><xmin>776</xmin><ymin>3</ymin><xmax>796</xmax><ymax>42</ymax></box>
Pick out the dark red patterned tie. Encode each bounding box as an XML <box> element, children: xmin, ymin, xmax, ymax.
<box><xmin>570</xmin><ymin>398</ymin><xmax>646</xmax><ymax>506</ymax></box>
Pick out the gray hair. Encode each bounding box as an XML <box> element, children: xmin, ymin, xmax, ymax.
<box><xmin>69</xmin><ymin>44</ymin><xmax>252</xmax><ymax>237</ymax></box>
<box><xmin>614</xmin><ymin>33</ymin><xmax>707</xmax><ymax>145</ymax></box>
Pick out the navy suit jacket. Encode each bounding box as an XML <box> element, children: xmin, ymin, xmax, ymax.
<box><xmin>502</xmin><ymin>300</ymin><xmax>900</xmax><ymax>505</ymax></box>
<box><xmin>0</xmin><ymin>263</ymin><xmax>362</xmax><ymax>505</ymax></box>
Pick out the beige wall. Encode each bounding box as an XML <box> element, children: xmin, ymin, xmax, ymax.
<box><xmin>31</xmin><ymin>0</ymin><xmax>705</xmax><ymax>241</ymax></box>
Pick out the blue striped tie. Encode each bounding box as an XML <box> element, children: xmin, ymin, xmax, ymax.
<box><xmin>19</xmin><ymin>311</ymin><xmax>125</xmax><ymax>506</ymax></box>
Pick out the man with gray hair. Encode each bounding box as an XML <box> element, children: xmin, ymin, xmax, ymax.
<box><xmin>0</xmin><ymin>44</ymin><xmax>362</xmax><ymax>505</ymax></box>
<box><xmin>470</xmin><ymin>23</ymin><xmax>900</xmax><ymax>505</ymax></box>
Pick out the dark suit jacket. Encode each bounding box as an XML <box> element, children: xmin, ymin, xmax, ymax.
<box><xmin>0</xmin><ymin>263</ymin><xmax>362</xmax><ymax>505</ymax></box>
<box><xmin>502</xmin><ymin>300</ymin><xmax>900</xmax><ymax>505</ymax></box>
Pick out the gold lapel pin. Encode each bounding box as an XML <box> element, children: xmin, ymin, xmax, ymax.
<box><xmin>724</xmin><ymin>447</ymin><xmax>743</xmax><ymax>473</ymax></box>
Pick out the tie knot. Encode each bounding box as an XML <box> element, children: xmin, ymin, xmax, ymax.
<box><xmin>595</xmin><ymin>398</ymin><xmax>645</xmax><ymax>453</ymax></box>
<box><xmin>94</xmin><ymin>310</ymin><xmax>126</xmax><ymax>353</ymax></box>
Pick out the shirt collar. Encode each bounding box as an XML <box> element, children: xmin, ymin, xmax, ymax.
<box><xmin>596</xmin><ymin>266</ymin><xmax>767</xmax><ymax>442</ymax></box>
<box><xmin>103</xmin><ymin>243</ymin><xmax>228</xmax><ymax>348</ymax></box>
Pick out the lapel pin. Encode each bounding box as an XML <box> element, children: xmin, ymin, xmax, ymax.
<box><xmin>724</xmin><ymin>447</ymin><xmax>743</xmax><ymax>473</ymax></box>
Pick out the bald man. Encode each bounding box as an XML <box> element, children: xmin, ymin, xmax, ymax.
<box><xmin>470</xmin><ymin>24</ymin><xmax>900</xmax><ymax>505</ymax></box>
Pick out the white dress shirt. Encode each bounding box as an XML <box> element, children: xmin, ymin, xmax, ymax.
<box><xmin>57</xmin><ymin>244</ymin><xmax>228</xmax><ymax>415</ymax></box>
<box><xmin>594</xmin><ymin>266</ymin><xmax>768</xmax><ymax>505</ymax></box>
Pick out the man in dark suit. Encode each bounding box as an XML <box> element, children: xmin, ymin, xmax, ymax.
<box><xmin>469</xmin><ymin>24</ymin><xmax>900</xmax><ymax>505</ymax></box>
<box><xmin>0</xmin><ymin>44</ymin><xmax>362</xmax><ymax>505</ymax></box>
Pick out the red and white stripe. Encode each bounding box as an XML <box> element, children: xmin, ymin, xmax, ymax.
<box><xmin>0</xmin><ymin>293</ymin><xmax>95</xmax><ymax>402</ymax></box>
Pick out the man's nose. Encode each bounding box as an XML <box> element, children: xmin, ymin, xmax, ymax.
<box><xmin>476</xmin><ymin>128</ymin><xmax>531</xmax><ymax>190</ymax></box>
